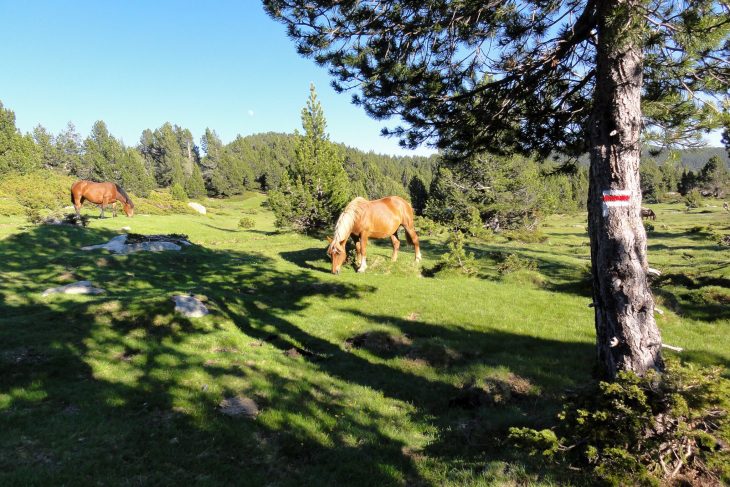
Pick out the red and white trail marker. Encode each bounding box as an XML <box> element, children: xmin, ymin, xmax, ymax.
<box><xmin>602</xmin><ymin>190</ymin><xmax>631</xmax><ymax>217</ymax></box>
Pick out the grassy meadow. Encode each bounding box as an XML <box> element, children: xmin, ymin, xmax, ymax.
<box><xmin>0</xmin><ymin>194</ymin><xmax>728</xmax><ymax>486</ymax></box>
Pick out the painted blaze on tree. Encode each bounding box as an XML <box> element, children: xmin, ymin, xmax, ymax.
<box><xmin>264</xmin><ymin>0</ymin><xmax>729</xmax><ymax>378</ymax></box>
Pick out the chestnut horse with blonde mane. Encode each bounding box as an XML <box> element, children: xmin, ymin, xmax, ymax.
<box><xmin>327</xmin><ymin>196</ymin><xmax>421</xmax><ymax>274</ymax></box>
<box><xmin>71</xmin><ymin>181</ymin><xmax>135</xmax><ymax>218</ymax></box>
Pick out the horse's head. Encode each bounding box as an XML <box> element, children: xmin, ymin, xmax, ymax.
<box><xmin>326</xmin><ymin>236</ymin><xmax>347</xmax><ymax>275</ymax></box>
<box><xmin>123</xmin><ymin>200</ymin><xmax>135</xmax><ymax>217</ymax></box>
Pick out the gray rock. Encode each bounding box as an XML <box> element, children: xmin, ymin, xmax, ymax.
<box><xmin>43</xmin><ymin>280</ymin><xmax>105</xmax><ymax>297</ymax></box>
<box><xmin>172</xmin><ymin>295</ymin><xmax>209</xmax><ymax>318</ymax></box>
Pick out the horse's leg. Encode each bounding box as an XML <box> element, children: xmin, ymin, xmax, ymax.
<box><xmin>357</xmin><ymin>235</ymin><xmax>369</xmax><ymax>273</ymax></box>
<box><xmin>353</xmin><ymin>237</ymin><xmax>362</xmax><ymax>267</ymax></box>
<box><xmin>73</xmin><ymin>195</ymin><xmax>81</xmax><ymax>217</ymax></box>
<box><xmin>404</xmin><ymin>225</ymin><xmax>422</xmax><ymax>262</ymax></box>
<box><xmin>390</xmin><ymin>234</ymin><xmax>400</xmax><ymax>261</ymax></box>
<box><xmin>112</xmin><ymin>201</ymin><xmax>117</xmax><ymax>218</ymax></box>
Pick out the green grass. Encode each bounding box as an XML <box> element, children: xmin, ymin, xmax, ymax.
<box><xmin>0</xmin><ymin>196</ymin><xmax>728</xmax><ymax>486</ymax></box>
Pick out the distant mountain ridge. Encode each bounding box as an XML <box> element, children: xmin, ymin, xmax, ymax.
<box><xmin>641</xmin><ymin>147</ymin><xmax>729</xmax><ymax>171</ymax></box>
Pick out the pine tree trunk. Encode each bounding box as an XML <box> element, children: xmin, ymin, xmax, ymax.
<box><xmin>588</xmin><ymin>1</ymin><xmax>663</xmax><ymax>379</ymax></box>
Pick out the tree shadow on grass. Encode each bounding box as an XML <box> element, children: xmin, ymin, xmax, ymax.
<box><xmin>460</xmin><ymin>242</ymin><xmax>593</xmax><ymax>297</ymax></box>
<box><xmin>336</xmin><ymin>309</ymin><xmax>597</xmax><ymax>484</ymax></box>
<box><xmin>200</xmin><ymin>222</ymin><xmax>240</xmax><ymax>233</ymax></box>
<box><xmin>0</xmin><ymin>224</ymin><xmax>434</xmax><ymax>486</ymax></box>
<box><xmin>280</xmin><ymin>247</ymin><xmax>329</xmax><ymax>273</ymax></box>
<box><xmin>246</xmin><ymin>229</ymin><xmax>280</xmax><ymax>237</ymax></box>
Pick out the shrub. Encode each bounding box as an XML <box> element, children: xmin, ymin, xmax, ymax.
<box><xmin>0</xmin><ymin>197</ymin><xmax>25</xmax><ymax>216</ymax></box>
<box><xmin>644</xmin><ymin>221</ymin><xmax>655</xmax><ymax>233</ymax></box>
<box><xmin>0</xmin><ymin>170</ymin><xmax>76</xmax><ymax>210</ymax></box>
<box><xmin>132</xmin><ymin>190</ymin><xmax>195</xmax><ymax>215</ymax></box>
<box><xmin>23</xmin><ymin>207</ymin><xmax>44</xmax><ymax>225</ymax></box>
<box><xmin>509</xmin><ymin>359</ymin><xmax>730</xmax><ymax>486</ymax></box>
<box><xmin>238</xmin><ymin>217</ymin><xmax>255</xmax><ymax>229</ymax></box>
<box><xmin>497</xmin><ymin>254</ymin><xmax>538</xmax><ymax>274</ymax></box>
<box><xmin>684</xmin><ymin>189</ymin><xmax>703</xmax><ymax>209</ymax></box>
<box><xmin>170</xmin><ymin>183</ymin><xmax>188</xmax><ymax>201</ymax></box>
<box><xmin>430</xmin><ymin>231</ymin><xmax>478</xmax><ymax>276</ymax></box>
<box><xmin>414</xmin><ymin>216</ymin><xmax>447</xmax><ymax>237</ymax></box>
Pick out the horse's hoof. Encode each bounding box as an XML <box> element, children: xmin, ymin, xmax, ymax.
<box><xmin>357</xmin><ymin>268</ymin><xmax>366</xmax><ymax>273</ymax></box>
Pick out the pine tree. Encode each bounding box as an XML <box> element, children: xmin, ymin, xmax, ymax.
<box><xmin>0</xmin><ymin>101</ymin><xmax>41</xmax><ymax>175</ymax></box>
<box><xmin>32</xmin><ymin>125</ymin><xmax>58</xmax><ymax>170</ymax></box>
<box><xmin>119</xmin><ymin>148</ymin><xmax>155</xmax><ymax>197</ymax></box>
<box><xmin>265</xmin><ymin>0</ymin><xmax>729</xmax><ymax>378</ymax></box>
<box><xmin>139</xmin><ymin>123</ymin><xmax>189</xmax><ymax>188</ymax></box>
<box><xmin>79</xmin><ymin>120</ymin><xmax>122</xmax><ymax>181</ymax></box>
<box><xmin>269</xmin><ymin>84</ymin><xmax>352</xmax><ymax>233</ymax></box>
<box><xmin>56</xmin><ymin>122</ymin><xmax>82</xmax><ymax>175</ymax></box>
<box><xmin>185</xmin><ymin>163</ymin><xmax>207</xmax><ymax>199</ymax></box>
<box><xmin>698</xmin><ymin>155</ymin><xmax>729</xmax><ymax>196</ymax></box>
<box><xmin>408</xmin><ymin>176</ymin><xmax>428</xmax><ymax>216</ymax></box>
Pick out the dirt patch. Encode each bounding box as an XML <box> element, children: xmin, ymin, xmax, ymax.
<box><xmin>449</xmin><ymin>374</ymin><xmax>537</xmax><ymax>409</ymax></box>
<box><xmin>344</xmin><ymin>331</ymin><xmax>412</xmax><ymax>358</ymax></box>
<box><xmin>284</xmin><ymin>347</ymin><xmax>316</xmax><ymax>359</ymax></box>
<box><xmin>407</xmin><ymin>342</ymin><xmax>463</xmax><ymax>367</ymax></box>
<box><xmin>212</xmin><ymin>346</ymin><xmax>241</xmax><ymax>354</ymax></box>
<box><xmin>57</xmin><ymin>271</ymin><xmax>81</xmax><ymax>283</ymax></box>
<box><xmin>219</xmin><ymin>396</ymin><xmax>259</xmax><ymax>418</ymax></box>
<box><xmin>114</xmin><ymin>349</ymin><xmax>139</xmax><ymax>362</ymax></box>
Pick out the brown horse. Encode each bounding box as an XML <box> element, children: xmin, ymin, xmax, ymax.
<box><xmin>327</xmin><ymin>196</ymin><xmax>421</xmax><ymax>274</ymax></box>
<box><xmin>640</xmin><ymin>207</ymin><xmax>656</xmax><ymax>220</ymax></box>
<box><xmin>71</xmin><ymin>181</ymin><xmax>134</xmax><ymax>218</ymax></box>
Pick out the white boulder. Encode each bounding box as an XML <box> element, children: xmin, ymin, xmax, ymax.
<box><xmin>82</xmin><ymin>235</ymin><xmax>184</xmax><ymax>254</ymax></box>
<box><xmin>188</xmin><ymin>202</ymin><xmax>207</xmax><ymax>214</ymax></box>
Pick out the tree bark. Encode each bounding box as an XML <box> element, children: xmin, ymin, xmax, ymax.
<box><xmin>588</xmin><ymin>1</ymin><xmax>663</xmax><ymax>379</ymax></box>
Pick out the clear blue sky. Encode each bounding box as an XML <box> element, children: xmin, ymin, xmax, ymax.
<box><xmin>0</xmin><ymin>1</ymin><xmax>722</xmax><ymax>153</ymax></box>
<box><xmin>0</xmin><ymin>1</ymin><xmax>435</xmax><ymax>156</ymax></box>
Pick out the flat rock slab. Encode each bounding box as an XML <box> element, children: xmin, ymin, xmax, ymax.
<box><xmin>43</xmin><ymin>280</ymin><xmax>105</xmax><ymax>297</ymax></box>
<box><xmin>172</xmin><ymin>295</ymin><xmax>209</xmax><ymax>318</ymax></box>
<box><xmin>219</xmin><ymin>396</ymin><xmax>259</xmax><ymax>418</ymax></box>
<box><xmin>82</xmin><ymin>234</ymin><xmax>190</xmax><ymax>254</ymax></box>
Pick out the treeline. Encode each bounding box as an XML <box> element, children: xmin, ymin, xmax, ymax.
<box><xmin>1</xmin><ymin>98</ymin><xmax>727</xmax><ymax>232</ymax></box>
<box><xmin>0</xmin><ymin>100</ymin><xmax>437</xmax><ymax>202</ymax></box>
<box><xmin>640</xmin><ymin>153</ymin><xmax>729</xmax><ymax>202</ymax></box>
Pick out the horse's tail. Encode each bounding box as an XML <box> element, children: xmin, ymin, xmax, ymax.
<box><xmin>402</xmin><ymin>199</ymin><xmax>415</xmax><ymax>246</ymax></box>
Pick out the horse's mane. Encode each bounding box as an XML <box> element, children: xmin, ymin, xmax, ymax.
<box><xmin>114</xmin><ymin>184</ymin><xmax>134</xmax><ymax>208</ymax></box>
<box><xmin>331</xmin><ymin>197</ymin><xmax>368</xmax><ymax>245</ymax></box>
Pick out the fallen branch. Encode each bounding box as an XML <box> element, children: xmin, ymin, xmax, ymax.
<box><xmin>662</xmin><ymin>343</ymin><xmax>683</xmax><ymax>352</ymax></box>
